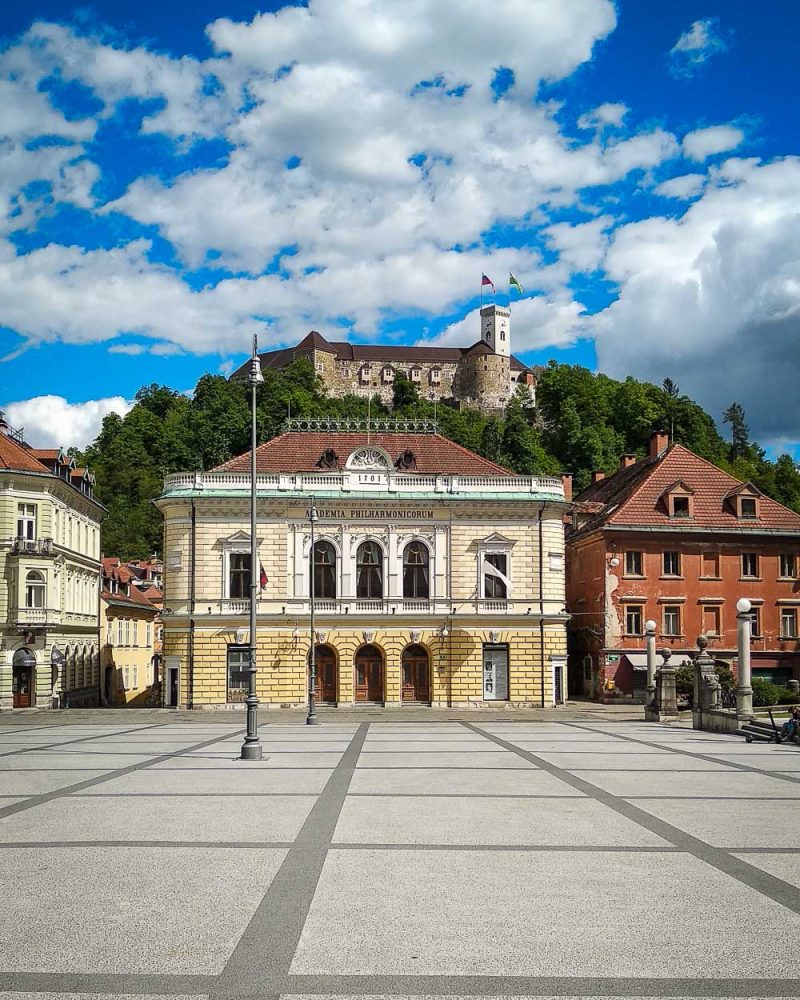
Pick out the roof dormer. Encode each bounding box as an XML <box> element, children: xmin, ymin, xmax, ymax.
<box><xmin>658</xmin><ymin>480</ymin><xmax>695</xmax><ymax>519</ymax></box>
<box><xmin>724</xmin><ymin>483</ymin><xmax>762</xmax><ymax>521</ymax></box>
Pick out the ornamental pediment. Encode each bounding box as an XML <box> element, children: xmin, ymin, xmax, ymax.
<box><xmin>480</xmin><ymin>532</ymin><xmax>515</xmax><ymax>548</ymax></box>
<box><xmin>344</xmin><ymin>447</ymin><xmax>392</xmax><ymax>471</ymax></box>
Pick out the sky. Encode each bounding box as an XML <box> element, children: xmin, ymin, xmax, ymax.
<box><xmin>1</xmin><ymin>0</ymin><xmax>799</xmax><ymax>455</ymax></box>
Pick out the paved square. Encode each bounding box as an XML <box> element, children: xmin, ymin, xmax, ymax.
<box><xmin>0</xmin><ymin>714</ymin><xmax>798</xmax><ymax>1000</ymax></box>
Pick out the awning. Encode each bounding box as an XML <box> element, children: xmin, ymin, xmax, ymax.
<box><xmin>620</xmin><ymin>652</ymin><xmax>649</xmax><ymax>672</ymax></box>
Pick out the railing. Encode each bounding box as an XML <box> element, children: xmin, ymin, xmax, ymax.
<box><xmin>166</xmin><ymin>598</ymin><xmax>559</xmax><ymax>617</ymax></box>
<box><xmin>163</xmin><ymin>470</ymin><xmax>565</xmax><ymax>497</ymax></box>
<box><xmin>10</xmin><ymin>536</ymin><xmax>54</xmax><ymax>555</ymax></box>
<box><xmin>14</xmin><ymin>607</ymin><xmax>61</xmax><ymax>626</ymax></box>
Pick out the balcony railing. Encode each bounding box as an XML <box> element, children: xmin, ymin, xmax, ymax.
<box><xmin>14</xmin><ymin>607</ymin><xmax>61</xmax><ymax>627</ymax></box>
<box><xmin>10</xmin><ymin>536</ymin><xmax>54</xmax><ymax>556</ymax></box>
<box><xmin>162</xmin><ymin>470</ymin><xmax>565</xmax><ymax>498</ymax></box>
<box><xmin>168</xmin><ymin>597</ymin><xmax>556</xmax><ymax>617</ymax></box>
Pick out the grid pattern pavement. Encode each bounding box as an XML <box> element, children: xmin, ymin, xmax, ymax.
<box><xmin>0</xmin><ymin>717</ymin><xmax>798</xmax><ymax>1000</ymax></box>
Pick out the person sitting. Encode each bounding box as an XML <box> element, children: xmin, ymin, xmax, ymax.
<box><xmin>780</xmin><ymin>706</ymin><xmax>800</xmax><ymax>741</ymax></box>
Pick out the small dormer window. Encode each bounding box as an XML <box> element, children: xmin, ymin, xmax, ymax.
<box><xmin>430</xmin><ymin>368</ymin><xmax>441</xmax><ymax>383</ymax></box>
<box><xmin>411</xmin><ymin>368</ymin><xmax>421</xmax><ymax>382</ymax></box>
<box><xmin>739</xmin><ymin>497</ymin><xmax>758</xmax><ymax>519</ymax></box>
<box><xmin>359</xmin><ymin>366</ymin><xmax>370</xmax><ymax>382</ymax></box>
<box><xmin>382</xmin><ymin>367</ymin><xmax>394</xmax><ymax>383</ymax></box>
<box><xmin>672</xmin><ymin>496</ymin><xmax>690</xmax><ymax>518</ymax></box>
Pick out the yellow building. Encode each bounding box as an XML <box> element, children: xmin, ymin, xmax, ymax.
<box><xmin>155</xmin><ymin>424</ymin><xmax>569</xmax><ymax>710</ymax></box>
<box><xmin>99</xmin><ymin>558</ymin><xmax>162</xmax><ymax>705</ymax></box>
<box><xmin>0</xmin><ymin>419</ymin><xmax>103</xmax><ymax>709</ymax></box>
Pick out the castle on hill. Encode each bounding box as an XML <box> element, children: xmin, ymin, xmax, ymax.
<box><xmin>231</xmin><ymin>305</ymin><xmax>537</xmax><ymax>415</ymax></box>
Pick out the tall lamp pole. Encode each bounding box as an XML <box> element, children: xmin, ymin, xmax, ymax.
<box><xmin>241</xmin><ymin>336</ymin><xmax>263</xmax><ymax>761</ymax></box>
<box><xmin>307</xmin><ymin>500</ymin><xmax>319</xmax><ymax>725</ymax></box>
<box><xmin>735</xmin><ymin>597</ymin><xmax>754</xmax><ymax>719</ymax></box>
<box><xmin>644</xmin><ymin>619</ymin><xmax>657</xmax><ymax>707</ymax></box>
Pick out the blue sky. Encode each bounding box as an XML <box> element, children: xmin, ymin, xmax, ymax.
<box><xmin>1</xmin><ymin>0</ymin><xmax>799</xmax><ymax>455</ymax></box>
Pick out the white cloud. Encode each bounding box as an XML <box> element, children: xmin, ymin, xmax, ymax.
<box><xmin>591</xmin><ymin>157</ymin><xmax>800</xmax><ymax>443</ymax></box>
<box><xmin>683</xmin><ymin>125</ymin><xmax>744</xmax><ymax>161</ymax></box>
<box><xmin>3</xmin><ymin>395</ymin><xmax>133</xmax><ymax>449</ymax></box>
<box><xmin>654</xmin><ymin>173</ymin><xmax>706</xmax><ymax>199</ymax></box>
<box><xmin>577</xmin><ymin>102</ymin><xmax>628</xmax><ymax>130</ymax></box>
<box><xmin>669</xmin><ymin>18</ymin><xmax>729</xmax><ymax>78</ymax></box>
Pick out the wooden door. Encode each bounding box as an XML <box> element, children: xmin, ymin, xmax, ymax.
<box><xmin>402</xmin><ymin>653</ymin><xmax>430</xmax><ymax>702</ymax></box>
<box><xmin>313</xmin><ymin>648</ymin><xmax>337</xmax><ymax>703</ymax></box>
<box><xmin>12</xmin><ymin>666</ymin><xmax>32</xmax><ymax>708</ymax></box>
<box><xmin>354</xmin><ymin>649</ymin><xmax>383</xmax><ymax>702</ymax></box>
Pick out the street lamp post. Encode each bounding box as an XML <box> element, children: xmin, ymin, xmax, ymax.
<box><xmin>241</xmin><ymin>336</ymin><xmax>263</xmax><ymax>761</ymax></box>
<box><xmin>307</xmin><ymin>500</ymin><xmax>319</xmax><ymax>725</ymax></box>
<box><xmin>736</xmin><ymin>597</ymin><xmax>754</xmax><ymax>719</ymax></box>
<box><xmin>644</xmin><ymin>619</ymin><xmax>657</xmax><ymax>706</ymax></box>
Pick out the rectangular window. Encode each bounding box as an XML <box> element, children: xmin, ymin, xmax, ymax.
<box><xmin>703</xmin><ymin>605</ymin><xmax>721</xmax><ymax>636</ymax></box>
<box><xmin>124</xmin><ymin>619</ymin><xmax>130</xmax><ymax>646</ymax></box>
<box><xmin>781</xmin><ymin>608</ymin><xmax>798</xmax><ymax>638</ymax></box>
<box><xmin>779</xmin><ymin>554</ymin><xmax>796</xmax><ymax>578</ymax></box>
<box><xmin>483</xmin><ymin>553</ymin><xmax>508</xmax><ymax>599</ymax></box>
<box><xmin>742</xmin><ymin>552</ymin><xmax>759</xmax><ymax>578</ymax></box>
<box><xmin>624</xmin><ymin>551</ymin><xmax>643</xmax><ymax>576</ymax></box>
<box><xmin>17</xmin><ymin>503</ymin><xmax>36</xmax><ymax>540</ymax></box>
<box><xmin>740</xmin><ymin>497</ymin><xmax>757</xmax><ymax>519</ymax></box>
<box><xmin>672</xmin><ymin>496</ymin><xmax>690</xmax><ymax>518</ymax></box>
<box><xmin>482</xmin><ymin>644</ymin><xmax>509</xmax><ymax>701</ymax></box>
<box><xmin>411</xmin><ymin>368</ymin><xmax>421</xmax><ymax>382</ymax></box>
<box><xmin>749</xmin><ymin>607</ymin><xmax>762</xmax><ymax>637</ymax></box>
<box><xmin>146</xmin><ymin>621</ymin><xmax>152</xmax><ymax>647</ymax></box>
<box><xmin>133</xmin><ymin>666</ymin><xmax>138</xmax><ymax>689</ymax></box>
<box><xmin>701</xmin><ymin>552</ymin><xmax>720</xmax><ymax>578</ymax></box>
<box><xmin>663</xmin><ymin>605</ymin><xmax>681</xmax><ymax>636</ymax></box>
<box><xmin>106</xmin><ymin>620</ymin><xmax>112</xmax><ymax>644</ymax></box>
<box><xmin>117</xmin><ymin>619</ymin><xmax>123</xmax><ymax>646</ymax></box>
<box><xmin>227</xmin><ymin>646</ymin><xmax>250</xmax><ymax>703</ymax></box>
<box><xmin>625</xmin><ymin>605</ymin><xmax>643</xmax><ymax>636</ymax></box>
<box><xmin>123</xmin><ymin>667</ymin><xmax>129</xmax><ymax>690</ymax></box>
<box><xmin>663</xmin><ymin>551</ymin><xmax>681</xmax><ymax>576</ymax></box>
<box><xmin>229</xmin><ymin>553</ymin><xmax>251</xmax><ymax>599</ymax></box>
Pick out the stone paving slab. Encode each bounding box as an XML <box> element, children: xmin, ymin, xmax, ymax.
<box><xmin>507</xmin><ymin>741</ymin><xmax>670</xmax><ymax>754</ymax></box>
<box><xmin>291</xmin><ymin>849</ymin><xmax>800</xmax><ymax>977</ymax></box>
<box><xmin>629</xmin><ymin>798</ymin><xmax>800</xmax><ymax>848</ymax></box>
<box><xmin>79</xmin><ymin>767</ymin><xmax>335</xmax><ymax>795</ymax></box>
<box><xmin>361</xmin><ymin>741</ymin><xmax>503</xmax><ymax>752</ymax></box>
<box><xmin>186</xmin><ymin>751</ymin><xmax>346</xmax><ymax>768</ymax></box>
<box><xmin>0</xmin><ymin>794</ymin><xmax>316</xmax><ymax>843</ymax></box>
<box><xmin>0</xmin><ymin>753</ymin><xmax>156</xmax><ymax>770</ymax></box>
<box><xmin>530</xmin><ymin>752</ymin><xmax>730</xmax><ymax>771</ymax></box>
<box><xmin>333</xmin><ymin>796</ymin><xmax>668</xmax><ymax>847</ymax></box>
<box><xmin>356</xmin><ymin>752</ymin><xmax>535</xmax><ymax>769</ymax></box>
<box><xmin>348</xmin><ymin>767</ymin><xmax>581</xmax><ymax>796</ymax></box>
<box><xmin>570</xmin><ymin>769</ymin><xmax>800</xmax><ymax>798</ymax></box>
<box><xmin>0</xmin><ymin>770</ymin><xmax>112</xmax><ymax>795</ymax></box>
<box><xmin>0</xmin><ymin>846</ymin><xmax>287</xmax><ymax>974</ymax></box>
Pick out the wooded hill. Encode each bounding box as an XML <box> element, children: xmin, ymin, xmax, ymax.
<box><xmin>78</xmin><ymin>360</ymin><xmax>800</xmax><ymax>559</ymax></box>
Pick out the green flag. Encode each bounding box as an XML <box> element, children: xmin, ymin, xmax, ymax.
<box><xmin>509</xmin><ymin>272</ymin><xmax>524</xmax><ymax>294</ymax></box>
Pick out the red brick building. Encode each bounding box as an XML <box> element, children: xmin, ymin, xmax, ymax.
<box><xmin>566</xmin><ymin>433</ymin><xmax>800</xmax><ymax>698</ymax></box>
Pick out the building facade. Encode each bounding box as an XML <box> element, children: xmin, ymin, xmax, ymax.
<box><xmin>231</xmin><ymin>306</ymin><xmax>537</xmax><ymax>415</ymax></box>
<box><xmin>566</xmin><ymin>432</ymin><xmax>800</xmax><ymax>698</ymax></box>
<box><xmin>100</xmin><ymin>557</ymin><xmax>162</xmax><ymax>706</ymax></box>
<box><xmin>156</xmin><ymin>427</ymin><xmax>568</xmax><ymax>709</ymax></box>
<box><xmin>0</xmin><ymin>420</ymin><xmax>103</xmax><ymax>709</ymax></box>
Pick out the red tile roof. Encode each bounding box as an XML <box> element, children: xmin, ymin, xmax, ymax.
<box><xmin>212</xmin><ymin>432</ymin><xmax>514</xmax><ymax>476</ymax></box>
<box><xmin>0</xmin><ymin>435</ymin><xmax>51</xmax><ymax>474</ymax></box>
<box><xmin>574</xmin><ymin>444</ymin><xmax>800</xmax><ymax>533</ymax></box>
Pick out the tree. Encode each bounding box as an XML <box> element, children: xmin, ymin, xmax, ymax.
<box><xmin>392</xmin><ymin>371</ymin><xmax>420</xmax><ymax>409</ymax></box>
<box><xmin>723</xmin><ymin>402</ymin><xmax>750</xmax><ymax>461</ymax></box>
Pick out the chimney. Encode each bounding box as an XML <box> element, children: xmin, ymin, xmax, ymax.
<box><xmin>591</xmin><ymin>470</ymin><xmax>605</xmax><ymax>484</ymax></box>
<box><xmin>561</xmin><ymin>473</ymin><xmax>573</xmax><ymax>502</ymax></box>
<box><xmin>619</xmin><ymin>454</ymin><xmax>636</xmax><ymax>470</ymax></box>
<box><xmin>649</xmin><ymin>432</ymin><xmax>669</xmax><ymax>458</ymax></box>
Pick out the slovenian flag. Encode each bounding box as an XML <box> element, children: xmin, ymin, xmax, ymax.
<box><xmin>481</xmin><ymin>273</ymin><xmax>495</xmax><ymax>292</ymax></box>
<box><xmin>259</xmin><ymin>563</ymin><xmax>267</xmax><ymax>589</ymax></box>
<box><xmin>509</xmin><ymin>272</ymin><xmax>524</xmax><ymax>294</ymax></box>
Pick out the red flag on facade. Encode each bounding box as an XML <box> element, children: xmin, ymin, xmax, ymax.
<box><xmin>259</xmin><ymin>563</ymin><xmax>267</xmax><ymax>588</ymax></box>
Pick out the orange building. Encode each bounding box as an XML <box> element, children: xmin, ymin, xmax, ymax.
<box><xmin>566</xmin><ymin>433</ymin><xmax>800</xmax><ymax>699</ymax></box>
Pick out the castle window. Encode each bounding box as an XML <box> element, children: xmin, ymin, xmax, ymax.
<box><xmin>343</xmin><ymin>367</ymin><xmax>350</xmax><ymax>377</ymax></box>
<box><xmin>356</xmin><ymin>541</ymin><xmax>383</xmax><ymax>599</ymax></box>
<box><xmin>411</xmin><ymin>368</ymin><xmax>421</xmax><ymax>382</ymax></box>
<box><xmin>500</xmin><ymin>330</ymin><xmax>506</xmax><ymax>341</ymax></box>
<box><xmin>382</xmin><ymin>367</ymin><xmax>394</xmax><ymax>383</ymax></box>
<box><xmin>430</xmin><ymin>368</ymin><xmax>441</xmax><ymax>383</ymax></box>
<box><xmin>315</xmin><ymin>361</ymin><xmax>324</xmax><ymax>373</ymax></box>
<box><xmin>359</xmin><ymin>366</ymin><xmax>370</xmax><ymax>382</ymax></box>
<box><xmin>403</xmin><ymin>541</ymin><xmax>430</xmax><ymax>599</ymax></box>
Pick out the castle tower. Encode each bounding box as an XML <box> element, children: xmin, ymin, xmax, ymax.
<box><xmin>479</xmin><ymin>304</ymin><xmax>510</xmax><ymax>357</ymax></box>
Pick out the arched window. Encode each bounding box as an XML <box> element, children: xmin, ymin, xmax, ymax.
<box><xmin>25</xmin><ymin>570</ymin><xmax>46</xmax><ymax>609</ymax></box>
<box><xmin>312</xmin><ymin>541</ymin><xmax>337</xmax><ymax>599</ymax></box>
<box><xmin>403</xmin><ymin>541</ymin><xmax>430</xmax><ymax>598</ymax></box>
<box><xmin>356</xmin><ymin>541</ymin><xmax>383</xmax><ymax>599</ymax></box>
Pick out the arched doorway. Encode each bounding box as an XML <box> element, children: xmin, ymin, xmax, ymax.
<box><xmin>401</xmin><ymin>644</ymin><xmax>430</xmax><ymax>703</ymax></box>
<box><xmin>309</xmin><ymin>644</ymin><xmax>337</xmax><ymax>703</ymax></box>
<box><xmin>12</xmin><ymin>648</ymin><xmax>36</xmax><ymax>708</ymax></box>
<box><xmin>354</xmin><ymin>644</ymin><xmax>384</xmax><ymax>703</ymax></box>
